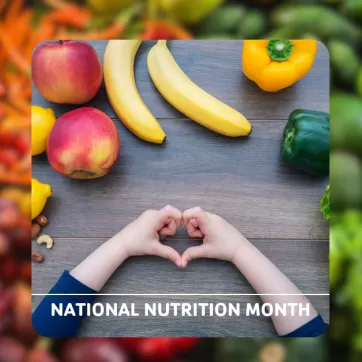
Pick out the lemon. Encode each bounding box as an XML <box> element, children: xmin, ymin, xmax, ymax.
<box><xmin>32</xmin><ymin>106</ymin><xmax>56</xmax><ymax>156</ymax></box>
<box><xmin>32</xmin><ymin>178</ymin><xmax>52</xmax><ymax>220</ymax></box>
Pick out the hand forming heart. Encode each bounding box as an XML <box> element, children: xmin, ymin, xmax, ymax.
<box><xmin>115</xmin><ymin>205</ymin><xmax>246</xmax><ymax>269</ymax></box>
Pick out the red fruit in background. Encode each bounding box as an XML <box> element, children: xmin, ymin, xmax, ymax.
<box><xmin>47</xmin><ymin>107</ymin><xmax>120</xmax><ymax>179</ymax></box>
<box><xmin>138</xmin><ymin>338</ymin><xmax>175</xmax><ymax>361</ymax></box>
<box><xmin>8</xmin><ymin>215</ymin><xmax>31</xmax><ymax>250</ymax></box>
<box><xmin>11</xmin><ymin>283</ymin><xmax>38</xmax><ymax>343</ymax></box>
<box><xmin>0</xmin><ymin>337</ymin><xmax>27</xmax><ymax>362</ymax></box>
<box><xmin>0</xmin><ymin>255</ymin><xmax>19</xmax><ymax>284</ymax></box>
<box><xmin>32</xmin><ymin>40</ymin><xmax>102</xmax><ymax>104</ymax></box>
<box><xmin>26</xmin><ymin>338</ymin><xmax>59</xmax><ymax>362</ymax></box>
<box><xmin>0</xmin><ymin>288</ymin><xmax>12</xmax><ymax>315</ymax></box>
<box><xmin>62</xmin><ymin>338</ymin><xmax>129</xmax><ymax>362</ymax></box>
<box><xmin>20</xmin><ymin>261</ymin><xmax>32</xmax><ymax>284</ymax></box>
<box><xmin>172</xmin><ymin>338</ymin><xmax>199</xmax><ymax>352</ymax></box>
<box><xmin>118</xmin><ymin>338</ymin><xmax>144</xmax><ymax>353</ymax></box>
<box><xmin>0</xmin><ymin>233</ymin><xmax>9</xmax><ymax>257</ymax></box>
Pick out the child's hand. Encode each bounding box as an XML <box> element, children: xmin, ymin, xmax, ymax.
<box><xmin>117</xmin><ymin>205</ymin><xmax>182</xmax><ymax>267</ymax></box>
<box><xmin>181</xmin><ymin>207</ymin><xmax>249</xmax><ymax>268</ymax></box>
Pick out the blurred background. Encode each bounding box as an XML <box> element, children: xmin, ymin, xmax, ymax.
<box><xmin>0</xmin><ymin>0</ymin><xmax>361</xmax><ymax>361</ymax></box>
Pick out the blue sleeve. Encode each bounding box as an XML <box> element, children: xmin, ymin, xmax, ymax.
<box><xmin>281</xmin><ymin>315</ymin><xmax>328</xmax><ymax>337</ymax></box>
<box><xmin>32</xmin><ymin>271</ymin><xmax>98</xmax><ymax>337</ymax></box>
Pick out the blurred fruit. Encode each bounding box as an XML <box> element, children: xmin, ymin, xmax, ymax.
<box><xmin>118</xmin><ymin>338</ymin><xmax>144</xmax><ymax>353</ymax></box>
<box><xmin>160</xmin><ymin>0</ymin><xmax>224</xmax><ymax>25</ymax></box>
<box><xmin>0</xmin><ymin>255</ymin><xmax>19</xmax><ymax>284</ymax></box>
<box><xmin>47</xmin><ymin>108</ymin><xmax>120</xmax><ymax>179</ymax></box>
<box><xmin>11</xmin><ymin>283</ymin><xmax>37</xmax><ymax>343</ymax></box>
<box><xmin>86</xmin><ymin>0</ymin><xmax>136</xmax><ymax>14</ymax></box>
<box><xmin>330</xmin><ymin>152</ymin><xmax>362</xmax><ymax>209</ymax></box>
<box><xmin>26</xmin><ymin>338</ymin><xmax>59</xmax><ymax>362</ymax></box>
<box><xmin>62</xmin><ymin>338</ymin><xmax>129</xmax><ymax>362</ymax></box>
<box><xmin>32</xmin><ymin>41</ymin><xmax>103</xmax><ymax>104</ymax></box>
<box><xmin>0</xmin><ymin>188</ymin><xmax>31</xmax><ymax>217</ymax></box>
<box><xmin>172</xmin><ymin>338</ymin><xmax>199</xmax><ymax>352</ymax></box>
<box><xmin>0</xmin><ymin>232</ymin><xmax>9</xmax><ymax>257</ymax></box>
<box><xmin>31</xmin><ymin>178</ymin><xmax>52</xmax><ymax>220</ymax></box>
<box><xmin>0</xmin><ymin>337</ymin><xmax>27</xmax><ymax>362</ymax></box>
<box><xmin>31</xmin><ymin>106</ymin><xmax>57</xmax><ymax>156</ymax></box>
<box><xmin>138</xmin><ymin>338</ymin><xmax>175</xmax><ymax>361</ymax></box>
<box><xmin>20</xmin><ymin>261</ymin><xmax>32</xmax><ymax>284</ymax></box>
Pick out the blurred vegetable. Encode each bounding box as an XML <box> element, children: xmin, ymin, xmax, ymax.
<box><xmin>271</xmin><ymin>5</ymin><xmax>361</xmax><ymax>42</ymax></box>
<box><xmin>356</xmin><ymin>66</ymin><xmax>362</xmax><ymax>97</ymax></box>
<box><xmin>237</xmin><ymin>9</ymin><xmax>266</xmax><ymax>39</ymax></box>
<box><xmin>159</xmin><ymin>0</ymin><xmax>224</xmax><ymax>25</ymax></box>
<box><xmin>330</xmin><ymin>152</ymin><xmax>362</xmax><ymax>209</ymax></box>
<box><xmin>321</xmin><ymin>184</ymin><xmax>330</xmax><ymax>220</ymax></box>
<box><xmin>86</xmin><ymin>0</ymin><xmax>136</xmax><ymax>14</ymax></box>
<box><xmin>197</xmin><ymin>5</ymin><xmax>246</xmax><ymax>35</ymax></box>
<box><xmin>329</xmin><ymin>40</ymin><xmax>360</xmax><ymax>86</ymax></box>
<box><xmin>330</xmin><ymin>93</ymin><xmax>362</xmax><ymax>155</ymax></box>
<box><xmin>342</xmin><ymin>0</ymin><xmax>362</xmax><ymax>21</ymax></box>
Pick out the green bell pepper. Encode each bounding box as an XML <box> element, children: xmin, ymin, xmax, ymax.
<box><xmin>281</xmin><ymin>109</ymin><xmax>330</xmax><ymax>175</ymax></box>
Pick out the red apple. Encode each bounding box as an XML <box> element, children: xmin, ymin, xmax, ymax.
<box><xmin>32</xmin><ymin>40</ymin><xmax>102</xmax><ymax>104</ymax></box>
<box><xmin>47</xmin><ymin>107</ymin><xmax>120</xmax><ymax>179</ymax></box>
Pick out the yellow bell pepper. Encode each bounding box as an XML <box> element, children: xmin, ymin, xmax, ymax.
<box><xmin>242</xmin><ymin>40</ymin><xmax>317</xmax><ymax>92</ymax></box>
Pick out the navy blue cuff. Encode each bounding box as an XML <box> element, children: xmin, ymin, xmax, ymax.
<box><xmin>282</xmin><ymin>315</ymin><xmax>328</xmax><ymax>337</ymax></box>
<box><xmin>32</xmin><ymin>271</ymin><xmax>98</xmax><ymax>337</ymax></box>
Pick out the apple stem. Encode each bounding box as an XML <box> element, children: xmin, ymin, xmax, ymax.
<box><xmin>59</xmin><ymin>40</ymin><xmax>64</xmax><ymax>45</ymax></box>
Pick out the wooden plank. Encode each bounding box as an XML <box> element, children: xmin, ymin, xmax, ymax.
<box><xmin>32</xmin><ymin>238</ymin><xmax>329</xmax><ymax>337</ymax></box>
<box><xmin>32</xmin><ymin>120</ymin><xmax>329</xmax><ymax>240</ymax></box>
<box><xmin>32</xmin><ymin>40</ymin><xmax>329</xmax><ymax>120</ymax></box>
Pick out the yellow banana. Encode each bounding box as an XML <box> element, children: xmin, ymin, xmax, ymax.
<box><xmin>147</xmin><ymin>40</ymin><xmax>252</xmax><ymax>137</ymax></box>
<box><xmin>104</xmin><ymin>40</ymin><xmax>166</xmax><ymax>144</ymax></box>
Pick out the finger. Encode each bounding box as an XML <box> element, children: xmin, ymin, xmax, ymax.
<box><xmin>157</xmin><ymin>205</ymin><xmax>182</xmax><ymax>229</ymax></box>
<box><xmin>181</xmin><ymin>245</ymin><xmax>207</xmax><ymax>268</ymax></box>
<box><xmin>152</xmin><ymin>243</ymin><xmax>181</xmax><ymax>267</ymax></box>
<box><xmin>183</xmin><ymin>207</ymin><xmax>210</xmax><ymax>231</ymax></box>
<box><xmin>160</xmin><ymin>219</ymin><xmax>177</xmax><ymax>237</ymax></box>
<box><xmin>186</xmin><ymin>223</ymin><xmax>204</xmax><ymax>238</ymax></box>
<box><xmin>190</xmin><ymin>218</ymin><xmax>198</xmax><ymax>228</ymax></box>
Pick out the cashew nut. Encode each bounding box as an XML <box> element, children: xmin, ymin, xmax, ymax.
<box><xmin>37</xmin><ymin>234</ymin><xmax>54</xmax><ymax>249</ymax></box>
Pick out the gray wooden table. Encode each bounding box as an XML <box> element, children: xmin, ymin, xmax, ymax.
<box><xmin>32</xmin><ymin>40</ymin><xmax>329</xmax><ymax>337</ymax></box>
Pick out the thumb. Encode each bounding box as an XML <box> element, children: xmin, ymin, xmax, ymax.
<box><xmin>181</xmin><ymin>245</ymin><xmax>208</xmax><ymax>268</ymax></box>
<box><xmin>151</xmin><ymin>243</ymin><xmax>181</xmax><ymax>267</ymax></box>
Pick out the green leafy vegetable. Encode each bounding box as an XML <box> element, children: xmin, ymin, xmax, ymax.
<box><xmin>321</xmin><ymin>184</ymin><xmax>330</xmax><ymax>220</ymax></box>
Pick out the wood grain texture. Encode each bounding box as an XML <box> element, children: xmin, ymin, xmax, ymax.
<box><xmin>32</xmin><ymin>40</ymin><xmax>329</xmax><ymax>120</ymax></box>
<box><xmin>32</xmin><ymin>238</ymin><xmax>329</xmax><ymax>337</ymax></box>
<box><xmin>32</xmin><ymin>119</ymin><xmax>329</xmax><ymax>240</ymax></box>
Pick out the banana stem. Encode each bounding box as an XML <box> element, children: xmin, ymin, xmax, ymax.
<box><xmin>157</xmin><ymin>40</ymin><xmax>167</xmax><ymax>46</ymax></box>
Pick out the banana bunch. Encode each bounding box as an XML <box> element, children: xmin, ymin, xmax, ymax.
<box><xmin>104</xmin><ymin>40</ymin><xmax>251</xmax><ymax>143</ymax></box>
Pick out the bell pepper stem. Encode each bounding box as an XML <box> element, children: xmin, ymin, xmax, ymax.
<box><xmin>284</xmin><ymin>126</ymin><xmax>295</xmax><ymax>147</ymax></box>
<box><xmin>267</xmin><ymin>40</ymin><xmax>294</xmax><ymax>61</ymax></box>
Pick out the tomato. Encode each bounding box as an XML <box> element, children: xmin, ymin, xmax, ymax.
<box><xmin>172</xmin><ymin>338</ymin><xmax>199</xmax><ymax>352</ymax></box>
<box><xmin>138</xmin><ymin>338</ymin><xmax>175</xmax><ymax>361</ymax></box>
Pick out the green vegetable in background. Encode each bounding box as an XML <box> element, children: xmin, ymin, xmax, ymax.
<box><xmin>86</xmin><ymin>0</ymin><xmax>136</xmax><ymax>13</ymax></box>
<box><xmin>330</xmin><ymin>152</ymin><xmax>362</xmax><ymax>210</ymax></box>
<box><xmin>329</xmin><ymin>40</ymin><xmax>361</xmax><ymax>86</ymax></box>
<box><xmin>343</xmin><ymin>0</ymin><xmax>362</xmax><ymax>21</ymax></box>
<box><xmin>330</xmin><ymin>93</ymin><xmax>362</xmax><ymax>155</ymax></box>
<box><xmin>196</xmin><ymin>5</ymin><xmax>246</xmax><ymax>35</ymax></box>
<box><xmin>271</xmin><ymin>5</ymin><xmax>361</xmax><ymax>42</ymax></box>
<box><xmin>321</xmin><ymin>184</ymin><xmax>330</xmax><ymax>220</ymax></box>
<box><xmin>356</xmin><ymin>66</ymin><xmax>362</xmax><ymax>98</ymax></box>
<box><xmin>281</xmin><ymin>109</ymin><xmax>330</xmax><ymax>175</ymax></box>
<box><xmin>159</xmin><ymin>0</ymin><xmax>224</xmax><ymax>25</ymax></box>
<box><xmin>237</xmin><ymin>9</ymin><xmax>266</xmax><ymax>39</ymax></box>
